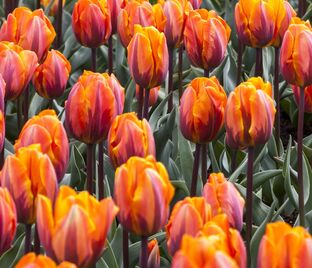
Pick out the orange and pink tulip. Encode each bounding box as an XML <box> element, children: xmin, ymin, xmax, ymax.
<box><xmin>108</xmin><ymin>0</ymin><xmax>126</xmax><ymax>34</ymax></box>
<box><xmin>147</xmin><ymin>239</ymin><xmax>160</xmax><ymax>268</ymax></box>
<box><xmin>0</xmin><ymin>76</ymin><xmax>5</xmax><ymax>152</ymax></box>
<box><xmin>292</xmin><ymin>85</ymin><xmax>312</xmax><ymax>113</ymax></box>
<box><xmin>40</xmin><ymin>0</ymin><xmax>66</xmax><ymax>15</ymax></box>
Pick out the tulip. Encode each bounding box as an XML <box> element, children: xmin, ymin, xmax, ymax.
<box><xmin>108</xmin><ymin>112</ymin><xmax>156</xmax><ymax>169</ymax></box>
<box><xmin>136</xmin><ymin>85</ymin><xmax>159</xmax><ymax>107</ymax></box>
<box><xmin>147</xmin><ymin>239</ymin><xmax>160</xmax><ymax>268</ymax></box>
<box><xmin>189</xmin><ymin>0</ymin><xmax>202</xmax><ymax>9</ymax></box>
<box><xmin>14</xmin><ymin>109</ymin><xmax>69</xmax><ymax>182</ymax></box>
<box><xmin>0</xmin><ymin>75</ymin><xmax>5</xmax><ymax>157</ymax></box>
<box><xmin>292</xmin><ymin>85</ymin><xmax>312</xmax><ymax>113</ymax></box>
<box><xmin>32</xmin><ymin>50</ymin><xmax>71</xmax><ymax>99</ymax></box>
<box><xmin>0</xmin><ymin>144</ymin><xmax>58</xmax><ymax>224</ymax></box>
<box><xmin>166</xmin><ymin>197</ymin><xmax>212</xmax><ymax>255</ymax></box>
<box><xmin>0</xmin><ymin>187</ymin><xmax>17</xmax><ymax>256</ymax></box>
<box><xmin>258</xmin><ymin>221</ymin><xmax>312</xmax><ymax>268</ymax></box>
<box><xmin>72</xmin><ymin>0</ymin><xmax>112</xmax><ymax>48</ymax></box>
<box><xmin>0</xmin><ymin>41</ymin><xmax>38</xmax><ymax>101</ymax></box>
<box><xmin>37</xmin><ymin>186</ymin><xmax>118</xmax><ymax>267</ymax></box>
<box><xmin>0</xmin><ymin>7</ymin><xmax>56</xmax><ymax>62</ymax></box>
<box><xmin>107</xmin><ymin>0</ymin><xmax>126</xmax><ymax>34</ymax></box>
<box><xmin>184</xmin><ymin>9</ymin><xmax>231</xmax><ymax>72</ymax></box>
<box><xmin>40</xmin><ymin>0</ymin><xmax>66</xmax><ymax>15</ymax></box>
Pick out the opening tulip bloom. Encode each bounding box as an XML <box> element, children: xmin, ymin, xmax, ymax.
<box><xmin>65</xmin><ymin>71</ymin><xmax>124</xmax><ymax>144</ymax></box>
<box><xmin>114</xmin><ymin>155</ymin><xmax>175</xmax><ymax>236</ymax></box>
<box><xmin>40</xmin><ymin>0</ymin><xmax>66</xmax><ymax>16</ymax></box>
<box><xmin>225</xmin><ymin>77</ymin><xmax>276</xmax><ymax>150</ymax></box>
<box><xmin>147</xmin><ymin>239</ymin><xmax>160</xmax><ymax>268</ymax></box>
<box><xmin>0</xmin><ymin>7</ymin><xmax>56</xmax><ymax>62</ymax></box>
<box><xmin>184</xmin><ymin>9</ymin><xmax>231</xmax><ymax>72</ymax></box>
<box><xmin>258</xmin><ymin>221</ymin><xmax>312</xmax><ymax>267</ymax></box>
<box><xmin>292</xmin><ymin>85</ymin><xmax>312</xmax><ymax>113</ymax></box>
<box><xmin>14</xmin><ymin>109</ymin><xmax>69</xmax><ymax>182</ymax></box>
<box><xmin>32</xmin><ymin>50</ymin><xmax>71</xmax><ymax>99</ymax></box>
<box><xmin>36</xmin><ymin>186</ymin><xmax>118</xmax><ymax>267</ymax></box>
<box><xmin>0</xmin><ymin>144</ymin><xmax>58</xmax><ymax>224</ymax></box>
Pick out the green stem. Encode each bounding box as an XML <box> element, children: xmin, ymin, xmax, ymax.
<box><xmin>190</xmin><ymin>144</ymin><xmax>201</xmax><ymax>197</ymax></box>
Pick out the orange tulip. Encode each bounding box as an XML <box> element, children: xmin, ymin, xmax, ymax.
<box><xmin>202</xmin><ymin>173</ymin><xmax>245</xmax><ymax>231</ymax></box>
<box><xmin>65</xmin><ymin>71</ymin><xmax>124</xmax><ymax>144</ymax></box>
<box><xmin>258</xmin><ymin>221</ymin><xmax>312</xmax><ymax>268</ymax></box>
<box><xmin>14</xmin><ymin>109</ymin><xmax>69</xmax><ymax>182</ymax></box>
<box><xmin>0</xmin><ymin>76</ymin><xmax>5</xmax><ymax>152</ymax></box>
<box><xmin>0</xmin><ymin>7</ymin><xmax>56</xmax><ymax>62</ymax></box>
<box><xmin>107</xmin><ymin>0</ymin><xmax>126</xmax><ymax>34</ymax></box>
<box><xmin>225</xmin><ymin>77</ymin><xmax>276</xmax><ymax>150</ymax></box>
<box><xmin>128</xmin><ymin>25</ymin><xmax>168</xmax><ymax>89</ymax></box>
<box><xmin>0</xmin><ymin>41</ymin><xmax>38</xmax><ymax>100</ymax></box>
<box><xmin>0</xmin><ymin>187</ymin><xmax>17</xmax><ymax>256</ymax></box>
<box><xmin>0</xmin><ymin>144</ymin><xmax>58</xmax><ymax>224</ymax></box>
<box><xmin>108</xmin><ymin>112</ymin><xmax>156</xmax><ymax>168</ymax></box>
<box><xmin>184</xmin><ymin>9</ymin><xmax>231</xmax><ymax>71</ymax></box>
<box><xmin>280</xmin><ymin>18</ymin><xmax>312</xmax><ymax>87</ymax></box>
<box><xmin>166</xmin><ymin>197</ymin><xmax>212</xmax><ymax>255</ymax></box>
<box><xmin>40</xmin><ymin>0</ymin><xmax>66</xmax><ymax>15</ymax></box>
<box><xmin>147</xmin><ymin>239</ymin><xmax>160</xmax><ymax>268</ymax></box>
<box><xmin>15</xmin><ymin>253</ymin><xmax>77</xmax><ymax>268</ymax></box>
<box><xmin>36</xmin><ymin>186</ymin><xmax>118</xmax><ymax>267</ymax></box>
<box><xmin>135</xmin><ymin>85</ymin><xmax>159</xmax><ymax>107</ymax></box>
<box><xmin>32</xmin><ymin>49</ymin><xmax>71</xmax><ymax>99</ymax></box>
<box><xmin>114</xmin><ymin>155</ymin><xmax>174</xmax><ymax>236</ymax></box>
<box><xmin>292</xmin><ymin>85</ymin><xmax>312</xmax><ymax>113</ymax></box>
<box><xmin>180</xmin><ymin>77</ymin><xmax>227</xmax><ymax>144</ymax></box>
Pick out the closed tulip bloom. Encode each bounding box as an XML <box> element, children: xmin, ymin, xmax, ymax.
<box><xmin>202</xmin><ymin>173</ymin><xmax>245</xmax><ymax>231</ymax></box>
<box><xmin>189</xmin><ymin>0</ymin><xmax>202</xmax><ymax>9</ymax></box>
<box><xmin>72</xmin><ymin>0</ymin><xmax>112</xmax><ymax>48</ymax></box>
<box><xmin>184</xmin><ymin>9</ymin><xmax>231</xmax><ymax>71</ymax></box>
<box><xmin>108</xmin><ymin>112</ymin><xmax>156</xmax><ymax>168</ymax></box>
<box><xmin>0</xmin><ymin>187</ymin><xmax>17</xmax><ymax>256</ymax></box>
<box><xmin>292</xmin><ymin>85</ymin><xmax>312</xmax><ymax>113</ymax></box>
<box><xmin>0</xmin><ymin>7</ymin><xmax>55</xmax><ymax>62</ymax></box>
<box><xmin>225</xmin><ymin>77</ymin><xmax>276</xmax><ymax>150</ymax></box>
<box><xmin>0</xmin><ymin>41</ymin><xmax>38</xmax><ymax>100</ymax></box>
<box><xmin>0</xmin><ymin>144</ymin><xmax>58</xmax><ymax>224</ymax></box>
<box><xmin>14</xmin><ymin>110</ymin><xmax>69</xmax><ymax>182</ymax></box>
<box><xmin>128</xmin><ymin>25</ymin><xmax>168</xmax><ymax>89</ymax></box>
<box><xmin>0</xmin><ymin>76</ymin><xmax>5</xmax><ymax>152</ymax></box>
<box><xmin>37</xmin><ymin>186</ymin><xmax>118</xmax><ymax>267</ymax></box>
<box><xmin>32</xmin><ymin>50</ymin><xmax>71</xmax><ymax>99</ymax></box>
<box><xmin>41</xmin><ymin>0</ymin><xmax>66</xmax><ymax>16</ymax></box>
<box><xmin>166</xmin><ymin>197</ymin><xmax>212</xmax><ymax>255</ymax></box>
<box><xmin>136</xmin><ymin>85</ymin><xmax>160</xmax><ymax>107</ymax></box>
<box><xmin>280</xmin><ymin>18</ymin><xmax>312</xmax><ymax>87</ymax></box>
<box><xmin>114</xmin><ymin>155</ymin><xmax>175</xmax><ymax>236</ymax></box>
<box><xmin>108</xmin><ymin>0</ymin><xmax>126</xmax><ymax>34</ymax></box>
<box><xmin>65</xmin><ymin>71</ymin><xmax>124</xmax><ymax>144</ymax></box>
<box><xmin>180</xmin><ymin>77</ymin><xmax>227</xmax><ymax>144</ymax></box>
<box><xmin>258</xmin><ymin>221</ymin><xmax>312</xmax><ymax>268</ymax></box>
<box><xmin>148</xmin><ymin>239</ymin><xmax>160</xmax><ymax>268</ymax></box>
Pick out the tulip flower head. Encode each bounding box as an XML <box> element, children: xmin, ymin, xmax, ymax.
<box><xmin>108</xmin><ymin>0</ymin><xmax>126</xmax><ymax>34</ymax></box>
<box><xmin>292</xmin><ymin>85</ymin><xmax>312</xmax><ymax>113</ymax></box>
<box><xmin>41</xmin><ymin>0</ymin><xmax>66</xmax><ymax>16</ymax></box>
<box><xmin>148</xmin><ymin>239</ymin><xmax>160</xmax><ymax>268</ymax></box>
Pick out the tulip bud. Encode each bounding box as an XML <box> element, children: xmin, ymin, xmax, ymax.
<box><xmin>14</xmin><ymin>109</ymin><xmax>69</xmax><ymax>182</ymax></box>
<box><xmin>72</xmin><ymin>0</ymin><xmax>112</xmax><ymax>48</ymax></box>
<box><xmin>147</xmin><ymin>239</ymin><xmax>160</xmax><ymax>268</ymax></box>
<box><xmin>65</xmin><ymin>71</ymin><xmax>124</xmax><ymax>144</ymax></box>
<box><xmin>108</xmin><ymin>0</ymin><xmax>126</xmax><ymax>34</ymax></box>
<box><xmin>136</xmin><ymin>85</ymin><xmax>159</xmax><ymax>107</ymax></box>
<box><xmin>225</xmin><ymin>77</ymin><xmax>276</xmax><ymax>150</ymax></box>
<box><xmin>0</xmin><ymin>187</ymin><xmax>17</xmax><ymax>256</ymax></box>
<box><xmin>292</xmin><ymin>85</ymin><xmax>312</xmax><ymax>113</ymax></box>
<box><xmin>166</xmin><ymin>197</ymin><xmax>212</xmax><ymax>255</ymax></box>
<box><xmin>280</xmin><ymin>18</ymin><xmax>312</xmax><ymax>87</ymax></box>
<box><xmin>189</xmin><ymin>0</ymin><xmax>202</xmax><ymax>9</ymax></box>
<box><xmin>0</xmin><ymin>76</ymin><xmax>5</xmax><ymax>152</ymax></box>
<box><xmin>40</xmin><ymin>0</ymin><xmax>66</xmax><ymax>16</ymax></box>
<box><xmin>0</xmin><ymin>7</ymin><xmax>56</xmax><ymax>62</ymax></box>
<box><xmin>258</xmin><ymin>221</ymin><xmax>312</xmax><ymax>268</ymax></box>
<box><xmin>180</xmin><ymin>77</ymin><xmax>227</xmax><ymax>144</ymax></box>
<box><xmin>0</xmin><ymin>41</ymin><xmax>38</xmax><ymax>100</ymax></box>
<box><xmin>108</xmin><ymin>112</ymin><xmax>156</xmax><ymax>168</ymax></box>
<box><xmin>128</xmin><ymin>25</ymin><xmax>168</xmax><ymax>89</ymax></box>
<box><xmin>37</xmin><ymin>186</ymin><xmax>118</xmax><ymax>267</ymax></box>
<box><xmin>32</xmin><ymin>50</ymin><xmax>71</xmax><ymax>99</ymax></box>
<box><xmin>114</xmin><ymin>155</ymin><xmax>175</xmax><ymax>236</ymax></box>
<box><xmin>184</xmin><ymin>9</ymin><xmax>231</xmax><ymax>71</ymax></box>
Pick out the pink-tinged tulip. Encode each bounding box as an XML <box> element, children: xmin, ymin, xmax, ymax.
<box><xmin>72</xmin><ymin>0</ymin><xmax>112</xmax><ymax>48</ymax></box>
<box><xmin>0</xmin><ymin>7</ymin><xmax>56</xmax><ymax>62</ymax></box>
<box><xmin>292</xmin><ymin>85</ymin><xmax>312</xmax><ymax>113</ymax></box>
<box><xmin>225</xmin><ymin>77</ymin><xmax>276</xmax><ymax>150</ymax></box>
<box><xmin>37</xmin><ymin>186</ymin><xmax>118</xmax><ymax>267</ymax></box>
<box><xmin>0</xmin><ymin>76</ymin><xmax>5</xmax><ymax>152</ymax></box>
<box><xmin>180</xmin><ymin>77</ymin><xmax>227</xmax><ymax>144</ymax></box>
<box><xmin>32</xmin><ymin>50</ymin><xmax>71</xmax><ymax>99</ymax></box>
<box><xmin>258</xmin><ymin>221</ymin><xmax>312</xmax><ymax>268</ymax></box>
<box><xmin>0</xmin><ymin>144</ymin><xmax>58</xmax><ymax>224</ymax></box>
<box><xmin>189</xmin><ymin>0</ymin><xmax>202</xmax><ymax>9</ymax></box>
<box><xmin>202</xmin><ymin>173</ymin><xmax>245</xmax><ymax>231</ymax></box>
<box><xmin>166</xmin><ymin>197</ymin><xmax>212</xmax><ymax>255</ymax></box>
<box><xmin>128</xmin><ymin>25</ymin><xmax>168</xmax><ymax>89</ymax></box>
<box><xmin>114</xmin><ymin>155</ymin><xmax>175</xmax><ymax>236</ymax></box>
<box><xmin>108</xmin><ymin>112</ymin><xmax>156</xmax><ymax>168</ymax></box>
<box><xmin>148</xmin><ymin>239</ymin><xmax>160</xmax><ymax>268</ymax></box>
<box><xmin>41</xmin><ymin>0</ymin><xmax>66</xmax><ymax>16</ymax></box>
<box><xmin>0</xmin><ymin>187</ymin><xmax>17</xmax><ymax>256</ymax></box>
<box><xmin>108</xmin><ymin>0</ymin><xmax>126</xmax><ymax>34</ymax></box>
<box><xmin>152</xmin><ymin>3</ymin><xmax>167</xmax><ymax>33</ymax></box>
<box><xmin>184</xmin><ymin>9</ymin><xmax>231</xmax><ymax>71</ymax></box>
<box><xmin>280</xmin><ymin>18</ymin><xmax>312</xmax><ymax>87</ymax></box>
<box><xmin>65</xmin><ymin>71</ymin><xmax>124</xmax><ymax>144</ymax></box>
<box><xmin>14</xmin><ymin>109</ymin><xmax>69</xmax><ymax>182</ymax></box>
<box><xmin>0</xmin><ymin>41</ymin><xmax>38</xmax><ymax>100</ymax></box>
<box><xmin>136</xmin><ymin>85</ymin><xmax>159</xmax><ymax>107</ymax></box>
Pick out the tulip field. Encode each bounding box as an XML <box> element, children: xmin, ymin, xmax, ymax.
<box><xmin>0</xmin><ymin>0</ymin><xmax>312</xmax><ymax>267</ymax></box>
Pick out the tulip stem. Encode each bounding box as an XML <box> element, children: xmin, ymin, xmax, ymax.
<box><xmin>255</xmin><ymin>48</ymin><xmax>263</xmax><ymax>77</ymax></box>
<box><xmin>274</xmin><ymin>47</ymin><xmax>281</xmax><ymax>156</ymax></box>
<box><xmin>143</xmin><ymin>88</ymin><xmax>150</xmax><ymax>120</ymax></box>
<box><xmin>98</xmin><ymin>142</ymin><xmax>105</xmax><ymax>199</ymax></box>
<box><xmin>236</xmin><ymin>40</ymin><xmax>243</xmax><ymax>85</ymax></box>
<box><xmin>191</xmin><ymin>144</ymin><xmax>201</xmax><ymax>197</ymax></box>
<box><xmin>140</xmin><ymin>236</ymin><xmax>148</xmax><ymax>268</ymax></box>
<box><xmin>231</xmin><ymin>150</ymin><xmax>237</xmax><ymax>173</ymax></box>
<box><xmin>168</xmin><ymin>48</ymin><xmax>174</xmax><ymax>113</ymax></box>
<box><xmin>108</xmin><ymin>36</ymin><xmax>113</xmax><ymax>74</ymax></box>
<box><xmin>201</xmin><ymin>144</ymin><xmax>207</xmax><ymax>186</ymax></box>
<box><xmin>17</xmin><ymin>98</ymin><xmax>22</xmax><ymax>131</ymax></box>
<box><xmin>23</xmin><ymin>84</ymin><xmax>29</xmax><ymax>125</ymax></box>
<box><xmin>87</xmin><ymin>144</ymin><xmax>94</xmax><ymax>194</ymax></box>
<box><xmin>178</xmin><ymin>44</ymin><xmax>183</xmax><ymax>102</ymax></box>
<box><xmin>204</xmin><ymin>69</ymin><xmax>209</xmax><ymax>78</ymax></box>
<box><xmin>298</xmin><ymin>0</ymin><xmax>306</xmax><ymax>17</ymax></box>
<box><xmin>36</xmin><ymin>0</ymin><xmax>40</xmax><ymax>9</ymax></box>
<box><xmin>34</xmin><ymin>224</ymin><xmax>40</xmax><ymax>254</ymax></box>
<box><xmin>24</xmin><ymin>224</ymin><xmax>32</xmax><ymax>254</ymax></box>
<box><xmin>48</xmin><ymin>99</ymin><xmax>53</xmax><ymax>109</ymax></box>
<box><xmin>298</xmin><ymin>86</ymin><xmax>305</xmax><ymax>226</ymax></box>
<box><xmin>246</xmin><ymin>146</ymin><xmax>254</xmax><ymax>268</ymax></box>
<box><xmin>138</xmin><ymin>86</ymin><xmax>144</xmax><ymax>120</ymax></box>
<box><xmin>91</xmin><ymin>48</ymin><xmax>97</xmax><ymax>72</ymax></box>
<box><xmin>123</xmin><ymin>229</ymin><xmax>129</xmax><ymax>268</ymax></box>
<box><xmin>55</xmin><ymin>0</ymin><xmax>63</xmax><ymax>49</ymax></box>
<box><xmin>4</xmin><ymin>0</ymin><xmax>11</xmax><ymax>17</ymax></box>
